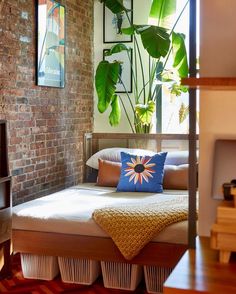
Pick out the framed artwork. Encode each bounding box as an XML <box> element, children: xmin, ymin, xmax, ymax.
<box><xmin>103</xmin><ymin>0</ymin><xmax>133</xmax><ymax>43</ymax></box>
<box><xmin>36</xmin><ymin>0</ymin><xmax>65</xmax><ymax>88</ymax></box>
<box><xmin>212</xmin><ymin>140</ymin><xmax>236</xmax><ymax>200</ymax></box>
<box><xmin>104</xmin><ymin>49</ymin><xmax>132</xmax><ymax>93</ymax></box>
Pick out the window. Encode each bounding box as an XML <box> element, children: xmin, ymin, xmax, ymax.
<box><xmin>156</xmin><ymin>0</ymin><xmax>199</xmax><ymax>134</ymax></box>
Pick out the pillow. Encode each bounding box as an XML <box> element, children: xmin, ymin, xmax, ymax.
<box><xmin>165</xmin><ymin>150</ymin><xmax>199</xmax><ymax>165</ymax></box>
<box><xmin>86</xmin><ymin>147</ymin><xmax>156</xmax><ymax>170</ymax></box>
<box><xmin>165</xmin><ymin>151</ymin><xmax>189</xmax><ymax>165</ymax></box>
<box><xmin>163</xmin><ymin>164</ymin><xmax>189</xmax><ymax>190</ymax></box>
<box><xmin>97</xmin><ymin>159</ymin><xmax>121</xmax><ymax>187</ymax></box>
<box><xmin>117</xmin><ymin>152</ymin><xmax>167</xmax><ymax>193</ymax></box>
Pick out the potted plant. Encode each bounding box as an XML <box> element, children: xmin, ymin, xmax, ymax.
<box><xmin>95</xmin><ymin>0</ymin><xmax>189</xmax><ymax>133</ymax></box>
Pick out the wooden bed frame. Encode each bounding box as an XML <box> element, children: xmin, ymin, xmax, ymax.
<box><xmin>12</xmin><ymin>231</ymin><xmax>187</xmax><ymax>267</ymax></box>
<box><xmin>12</xmin><ymin>133</ymin><xmax>195</xmax><ymax>268</ymax></box>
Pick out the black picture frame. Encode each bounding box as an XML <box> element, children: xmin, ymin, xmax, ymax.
<box><xmin>103</xmin><ymin>0</ymin><xmax>133</xmax><ymax>44</ymax></box>
<box><xmin>103</xmin><ymin>48</ymin><xmax>133</xmax><ymax>93</ymax></box>
<box><xmin>36</xmin><ymin>0</ymin><xmax>65</xmax><ymax>88</ymax></box>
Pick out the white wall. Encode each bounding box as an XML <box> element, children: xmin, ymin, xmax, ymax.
<box><xmin>93</xmin><ymin>0</ymin><xmax>151</xmax><ymax>133</ymax></box>
<box><xmin>198</xmin><ymin>0</ymin><xmax>236</xmax><ymax>236</ymax></box>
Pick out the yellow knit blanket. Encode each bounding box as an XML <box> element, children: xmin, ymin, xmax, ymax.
<box><xmin>93</xmin><ymin>195</ymin><xmax>188</xmax><ymax>260</ymax></box>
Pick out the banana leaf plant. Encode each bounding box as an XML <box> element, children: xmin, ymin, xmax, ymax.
<box><xmin>95</xmin><ymin>0</ymin><xmax>189</xmax><ymax>133</ymax></box>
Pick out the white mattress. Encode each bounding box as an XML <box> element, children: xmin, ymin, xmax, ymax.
<box><xmin>12</xmin><ymin>183</ymin><xmax>188</xmax><ymax>244</ymax></box>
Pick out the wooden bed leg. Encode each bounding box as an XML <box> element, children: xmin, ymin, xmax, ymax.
<box><xmin>219</xmin><ymin>250</ymin><xmax>231</xmax><ymax>264</ymax></box>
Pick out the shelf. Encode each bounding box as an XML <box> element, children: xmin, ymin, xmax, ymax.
<box><xmin>181</xmin><ymin>77</ymin><xmax>236</xmax><ymax>90</ymax></box>
<box><xmin>0</xmin><ymin>120</ymin><xmax>11</xmax><ymax>279</ymax></box>
<box><xmin>0</xmin><ymin>177</ymin><xmax>11</xmax><ymax>184</ymax></box>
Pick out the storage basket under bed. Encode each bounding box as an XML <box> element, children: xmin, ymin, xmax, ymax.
<box><xmin>58</xmin><ymin>256</ymin><xmax>101</xmax><ymax>285</ymax></box>
<box><xmin>20</xmin><ymin>253</ymin><xmax>59</xmax><ymax>280</ymax></box>
<box><xmin>101</xmin><ymin>261</ymin><xmax>142</xmax><ymax>291</ymax></box>
<box><xmin>144</xmin><ymin>265</ymin><xmax>173</xmax><ymax>294</ymax></box>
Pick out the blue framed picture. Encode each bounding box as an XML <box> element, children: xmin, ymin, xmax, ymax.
<box><xmin>36</xmin><ymin>0</ymin><xmax>65</xmax><ymax>88</ymax></box>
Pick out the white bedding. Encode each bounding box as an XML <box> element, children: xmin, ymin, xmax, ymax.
<box><xmin>12</xmin><ymin>183</ymin><xmax>188</xmax><ymax>244</ymax></box>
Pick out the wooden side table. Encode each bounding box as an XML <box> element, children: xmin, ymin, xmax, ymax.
<box><xmin>163</xmin><ymin>237</ymin><xmax>236</xmax><ymax>294</ymax></box>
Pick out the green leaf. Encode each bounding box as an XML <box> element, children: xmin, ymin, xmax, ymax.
<box><xmin>135</xmin><ymin>101</ymin><xmax>156</xmax><ymax>125</ymax></box>
<box><xmin>109</xmin><ymin>94</ymin><xmax>121</xmax><ymax>126</ymax></box>
<box><xmin>161</xmin><ymin>70</ymin><xmax>175</xmax><ymax>82</ymax></box>
<box><xmin>149</xmin><ymin>0</ymin><xmax>176</xmax><ymax>28</ymax></box>
<box><xmin>172</xmin><ymin>32</ymin><xmax>188</xmax><ymax>78</ymax></box>
<box><xmin>179</xmin><ymin>102</ymin><xmax>189</xmax><ymax>124</ymax></box>
<box><xmin>99</xmin><ymin>0</ymin><xmax>127</xmax><ymax>14</ymax></box>
<box><xmin>170</xmin><ymin>84</ymin><xmax>188</xmax><ymax>96</ymax></box>
<box><xmin>105</xmin><ymin>43</ymin><xmax>130</xmax><ymax>56</ymax></box>
<box><xmin>95</xmin><ymin>61</ymin><xmax>120</xmax><ymax>113</ymax></box>
<box><xmin>138</xmin><ymin>25</ymin><xmax>171</xmax><ymax>58</ymax></box>
<box><xmin>121</xmin><ymin>26</ymin><xmax>135</xmax><ymax>35</ymax></box>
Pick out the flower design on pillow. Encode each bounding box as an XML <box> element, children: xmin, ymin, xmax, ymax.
<box><xmin>124</xmin><ymin>155</ymin><xmax>156</xmax><ymax>184</ymax></box>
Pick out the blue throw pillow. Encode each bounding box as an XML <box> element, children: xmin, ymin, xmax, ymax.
<box><xmin>117</xmin><ymin>151</ymin><xmax>167</xmax><ymax>193</ymax></box>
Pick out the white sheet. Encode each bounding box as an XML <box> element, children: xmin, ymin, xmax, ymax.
<box><xmin>12</xmin><ymin>183</ymin><xmax>188</xmax><ymax>244</ymax></box>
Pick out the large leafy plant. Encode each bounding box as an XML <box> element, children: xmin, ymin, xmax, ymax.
<box><xmin>95</xmin><ymin>0</ymin><xmax>189</xmax><ymax>133</ymax></box>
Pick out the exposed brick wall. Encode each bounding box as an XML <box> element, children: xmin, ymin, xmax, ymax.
<box><xmin>0</xmin><ymin>0</ymin><xmax>94</xmax><ymax>205</ymax></box>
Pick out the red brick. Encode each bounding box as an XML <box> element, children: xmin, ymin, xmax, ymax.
<box><xmin>0</xmin><ymin>0</ymin><xmax>93</xmax><ymax>205</ymax></box>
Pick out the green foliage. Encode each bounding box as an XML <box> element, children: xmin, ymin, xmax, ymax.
<box><xmin>109</xmin><ymin>94</ymin><xmax>121</xmax><ymax>126</ymax></box>
<box><xmin>95</xmin><ymin>0</ymin><xmax>189</xmax><ymax>133</ymax></box>
<box><xmin>149</xmin><ymin>0</ymin><xmax>176</xmax><ymax>28</ymax></box>
<box><xmin>179</xmin><ymin>102</ymin><xmax>189</xmax><ymax>124</ymax></box>
<box><xmin>121</xmin><ymin>26</ymin><xmax>135</xmax><ymax>35</ymax></box>
<box><xmin>98</xmin><ymin>0</ymin><xmax>127</xmax><ymax>14</ymax></box>
<box><xmin>105</xmin><ymin>43</ymin><xmax>131</xmax><ymax>55</ymax></box>
<box><xmin>172</xmin><ymin>32</ymin><xmax>188</xmax><ymax>78</ymax></box>
<box><xmin>138</xmin><ymin>26</ymin><xmax>171</xmax><ymax>59</ymax></box>
<box><xmin>171</xmin><ymin>84</ymin><xmax>188</xmax><ymax>96</ymax></box>
<box><xmin>135</xmin><ymin>101</ymin><xmax>156</xmax><ymax>125</ymax></box>
<box><xmin>95</xmin><ymin>61</ymin><xmax>120</xmax><ymax>113</ymax></box>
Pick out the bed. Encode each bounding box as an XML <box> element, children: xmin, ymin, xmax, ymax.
<box><xmin>12</xmin><ymin>133</ymin><xmax>196</xmax><ymax>292</ymax></box>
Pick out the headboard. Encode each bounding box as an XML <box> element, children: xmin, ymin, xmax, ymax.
<box><xmin>83</xmin><ymin>132</ymin><xmax>194</xmax><ymax>182</ymax></box>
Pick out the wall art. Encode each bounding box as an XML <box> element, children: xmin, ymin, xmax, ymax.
<box><xmin>36</xmin><ymin>0</ymin><xmax>65</xmax><ymax>87</ymax></box>
<box><xmin>103</xmin><ymin>0</ymin><xmax>133</xmax><ymax>43</ymax></box>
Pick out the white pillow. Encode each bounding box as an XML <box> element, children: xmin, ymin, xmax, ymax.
<box><xmin>165</xmin><ymin>151</ymin><xmax>189</xmax><ymax>165</ymax></box>
<box><xmin>164</xmin><ymin>150</ymin><xmax>198</xmax><ymax>165</ymax></box>
<box><xmin>86</xmin><ymin>147</ymin><xmax>156</xmax><ymax>170</ymax></box>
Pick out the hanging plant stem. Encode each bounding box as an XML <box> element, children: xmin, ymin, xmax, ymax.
<box><xmin>125</xmin><ymin>11</ymin><xmax>146</xmax><ymax>103</ymax></box>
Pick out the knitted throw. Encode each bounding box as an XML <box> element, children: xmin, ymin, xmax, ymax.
<box><xmin>93</xmin><ymin>195</ymin><xmax>188</xmax><ymax>260</ymax></box>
